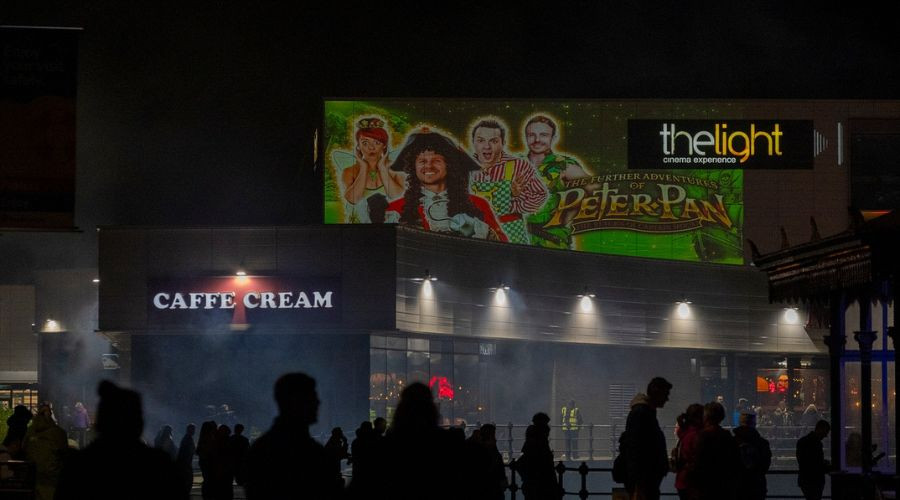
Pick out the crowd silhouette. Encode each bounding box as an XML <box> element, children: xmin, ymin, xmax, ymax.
<box><xmin>0</xmin><ymin>374</ymin><xmax>839</xmax><ymax>500</ymax></box>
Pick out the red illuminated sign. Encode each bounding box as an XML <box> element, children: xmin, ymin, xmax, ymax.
<box><xmin>429</xmin><ymin>376</ymin><xmax>454</xmax><ymax>400</ymax></box>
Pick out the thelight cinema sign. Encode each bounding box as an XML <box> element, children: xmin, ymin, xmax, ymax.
<box><xmin>148</xmin><ymin>276</ymin><xmax>340</xmax><ymax>327</ymax></box>
<box><xmin>628</xmin><ymin>120</ymin><xmax>814</xmax><ymax>169</ymax></box>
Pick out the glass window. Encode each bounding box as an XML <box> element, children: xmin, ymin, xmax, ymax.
<box><xmin>430</xmin><ymin>352</ymin><xmax>454</xmax><ymax>425</ymax></box>
<box><xmin>386</xmin><ymin>336</ymin><xmax>407</xmax><ymax>350</ymax></box>
<box><xmin>408</xmin><ymin>338</ymin><xmax>430</xmax><ymax>352</ymax></box>
<box><xmin>453</xmin><ymin>354</ymin><xmax>480</xmax><ymax>426</ymax></box>
<box><xmin>369</xmin><ymin>348</ymin><xmax>387</xmax><ymax>420</ymax></box>
<box><xmin>843</xmin><ymin>361</ymin><xmax>893</xmax><ymax>473</ymax></box>
<box><xmin>408</xmin><ymin>351</ymin><xmax>430</xmax><ymax>385</ymax></box>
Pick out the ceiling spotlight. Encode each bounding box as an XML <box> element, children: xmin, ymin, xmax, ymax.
<box><xmin>413</xmin><ymin>269</ymin><xmax>438</xmax><ymax>282</ymax></box>
<box><xmin>43</xmin><ymin>319</ymin><xmax>61</xmax><ymax>332</ymax></box>
<box><xmin>577</xmin><ymin>287</ymin><xmax>595</xmax><ymax>298</ymax></box>
<box><xmin>676</xmin><ymin>301</ymin><xmax>691</xmax><ymax>319</ymax></box>
<box><xmin>92</xmin><ymin>278</ymin><xmax>100</xmax><ymax>284</ymax></box>
<box><xmin>783</xmin><ymin>307</ymin><xmax>800</xmax><ymax>324</ymax></box>
<box><xmin>579</xmin><ymin>295</ymin><xmax>594</xmax><ymax>312</ymax></box>
<box><xmin>236</xmin><ymin>270</ymin><xmax>247</xmax><ymax>277</ymax></box>
<box><xmin>493</xmin><ymin>288</ymin><xmax>507</xmax><ymax>306</ymax></box>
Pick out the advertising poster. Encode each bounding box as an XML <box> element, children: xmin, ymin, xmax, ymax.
<box><xmin>324</xmin><ymin>100</ymin><xmax>755</xmax><ymax>265</ymax></box>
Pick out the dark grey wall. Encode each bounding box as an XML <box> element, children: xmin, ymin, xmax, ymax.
<box><xmin>395</xmin><ymin>227</ymin><xmax>819</xmax><ymax>353</ymax></box>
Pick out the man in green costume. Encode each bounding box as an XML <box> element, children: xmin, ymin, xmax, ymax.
<box><xmin>523</xmin><ymin>115</ymin><xmax>593</xmax><ymax>249</ymax></box>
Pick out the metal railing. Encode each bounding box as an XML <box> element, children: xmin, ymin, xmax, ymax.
<box><xmin>503</xmin><ymin>460</ymin><xmax>838</xmax><ymax>499</ymax></box>
<box><xmin>494</xmin><ymin>422</ymin><xmax>834</xmax><ymax>467</ymax></box>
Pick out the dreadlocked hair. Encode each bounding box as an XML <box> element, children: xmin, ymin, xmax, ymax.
<box><xmin>398</xmin><ymin>149</ymin><xmax>483</xmax><ymax>227</ymax></box>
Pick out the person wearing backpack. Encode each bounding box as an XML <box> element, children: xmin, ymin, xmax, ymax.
<box><xmin>674</xmin><ymin>404</ymin><xmax>704</xmax><ymax>500</ymax></box>
<box><xmin>732</xmin><ymin>411</ymin><xmax>772</xmax><ymax>500</ymax></box>
<box><xmin>623</xmin><ymin>377</ymin><xmax>672</xmax><ymax>500</ymax></box>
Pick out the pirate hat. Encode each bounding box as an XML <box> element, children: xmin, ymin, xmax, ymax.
<box><xmin>390</xmin><ymin>128</ymin><xmax>480</xmax><ymax>173</ymax></box>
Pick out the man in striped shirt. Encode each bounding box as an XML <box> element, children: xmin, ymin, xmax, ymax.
<box><xmin>469</xmin><ymin>119</ymin><xmax>548</xmax><ymax>244</ymax></box>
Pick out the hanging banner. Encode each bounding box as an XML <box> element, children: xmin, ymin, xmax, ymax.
<box><xmin>323</xmin><ymin>100</ymin><xmax>747</xmax><ymax>265</ymax></box>
<box><xmin>0</xmin><ymin>26</ymin><xmax>79</xmax><ymax>230</ymax></box>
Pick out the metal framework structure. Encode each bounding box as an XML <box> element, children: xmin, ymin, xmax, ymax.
<box><xmin>753</xmin><ymin>211</ymin><xmax>900</xmax><ymax>496</ymax></box>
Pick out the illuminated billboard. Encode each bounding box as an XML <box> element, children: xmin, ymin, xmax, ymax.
<box><xmin>323</xmin><ymin>100</ymin><xmax>746</xmax><ymax>265</ymax></box>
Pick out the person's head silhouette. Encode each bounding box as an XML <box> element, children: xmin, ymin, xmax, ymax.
<box><xmin>391</xmin><ymin>382</ymin><xmax>438</xmax><ymax>433</ymax></box>
<box><xmin>95</xmin><ymin>380</ymin><xmax>144</xmax><ymax>439</ymax></box>
<box><xmin>274</xmin><ymin>372</ymin><xmax>320</xmax><ymax>426</ymax></box>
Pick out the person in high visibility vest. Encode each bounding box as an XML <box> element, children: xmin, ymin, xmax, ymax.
<box><xmin>561</xmin><ymin>399</ymin><xmax>583</xmax><ymax>460</ymax></box>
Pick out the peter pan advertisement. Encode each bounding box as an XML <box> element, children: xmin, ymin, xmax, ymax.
<box><xmin>323</xmin><ymin>100</ymin><xmax>746</xmax><ymax>265</ymax></box>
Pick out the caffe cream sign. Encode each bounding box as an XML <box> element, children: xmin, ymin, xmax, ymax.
<box><xmin>148</xmin><ymin>276</ymin><xmax>341</xmax><ymax>327</ymax></box>
<box><xmin>152</xmin><ymin>290</ymin><xmax>334</xmax><ymax>310</ymax></box>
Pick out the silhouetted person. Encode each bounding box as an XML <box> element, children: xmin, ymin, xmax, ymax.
<box><xmin>623</xmin><ymin>377</ymin><xmax>672</xmax><ymax>500</ymax></box>
<box><xmin>229</xmin><ymin>423</ymin><xmax>250</xmax><ymax>486</ymax></box>
<box><xmin>197</xmin><ymin>420</ymin><xmax>218</xmax><ymax>500</ymax></box>
<box><xmin>324</xmin><ymin>427</ymin><xmax>350</xmax><ymax>487</ymax></box>
<box><xmin>373</xmin><ymin>417</ymin><xmax>387</xmax><ymax>438</ymax></box>
<box><xmin>245</xmin><ymin>372</ymin><xmax>340</xmax><ymax>499</ymax></box>
<box><xmin>461</xmin><ymin>424</ymin><xmax>502</xmax><ymax>500</ymax></box>
<box><xmin>348</xmin><ymin>421</ymin><xmax>376</xmax><ymax>495</ymax></box>
<box><xmin>209</xmin><ymin>424</ymin><xmax>234</xmax><ymax>500</ymax></box>
<box><xmin>176</xmin><ymin>423</ymin><xmax>197</xmax><ymax>496</ymax></box>
<box><xmin>71</xmin><ymin>401</ymin><xmax>90</xmax><ymax>448</ymax></box>
<box><xmin>732</xmin><ymin>411</ymin><xmax>771</xmax><ymax>500</ymax></box>
<box><xmin>55</xmin><ymin>380</ymin><xmax>185</xmax><ymax>500</ymax></box>
<box><xmin>23</xmin><ymin>404</ymin><xmax>68</xmax><ymax>500</ymax></box>
<box><xmin>532</xmin><ymin>412</ymin><xmax>551</xmax><ymax>432</ymax></box>
<box><xmin>518</xmin><ymin>422</ymin><xmax>560</xmax><ymax>499</ymax></box>
<box><xmin>732</xmin><ymin>398</ymin><xmax>749</xmax><ymax>427</ymax></box>
<box><xmin>796</xmin><ymin>420</ymin><xmax>830</xmax><ymax>500</ymax></box>
<box><xmin>154</xmin><ymin>424</ymin><xmax>178</xmax><ymax>460</ymax></box>
<box><xmin>3</xmin><ymin>404</ymin><xmax>32</xmax><ymax>458</ymax></box>
<box><xmin>674</xmin><ymin>403</ymin><xmax>703</xmax><ymax>500</ymax></box>
<box><xmin>372</xmin><ymin>382</ymin><xmax>467</xmax><ymax>500</ymax></box>
<box><xmin>479</xmin><ymin>424</ymin><xmax>509</xmax><ymax>500</ymax></box>
<box><xmin>694</xmin><ymin>401</ymin><xmax>741</xmax><ymax>500</ymax></box>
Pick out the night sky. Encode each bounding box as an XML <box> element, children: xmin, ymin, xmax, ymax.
<box><xmin>2</xmin><ymin>2</ymin><xmax>899</xmax><ymax>275</ymax></box>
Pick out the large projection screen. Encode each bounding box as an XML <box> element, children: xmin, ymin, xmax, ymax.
<box><xmin>324</xmin><ymin>100</ymin><xmax>759</xmax><ymax>265</ymax></box>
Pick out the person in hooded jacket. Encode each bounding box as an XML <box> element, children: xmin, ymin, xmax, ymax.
<box><xmin>3</xmin><ymin>404</ymin><xmax>32</xmax><ymax>458</ymax></box>
<box><xmin>23</xmin><ymin>404</ymin><xmax>68</xmax><ymax>500</ymax></box>
<box><xmin>518</xmin><ymin>422</ymin><xmax>560</xmax><ymax>499</ymax></box>
<box><xmin>55</xmin><ymin>380</ymin><xmax>184</xmax><ymax>500</ymax></box>
<box><xmin>623</xmin><ymin>377</ymin><xmax>672</xmax><ymax>500</ymax></box>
